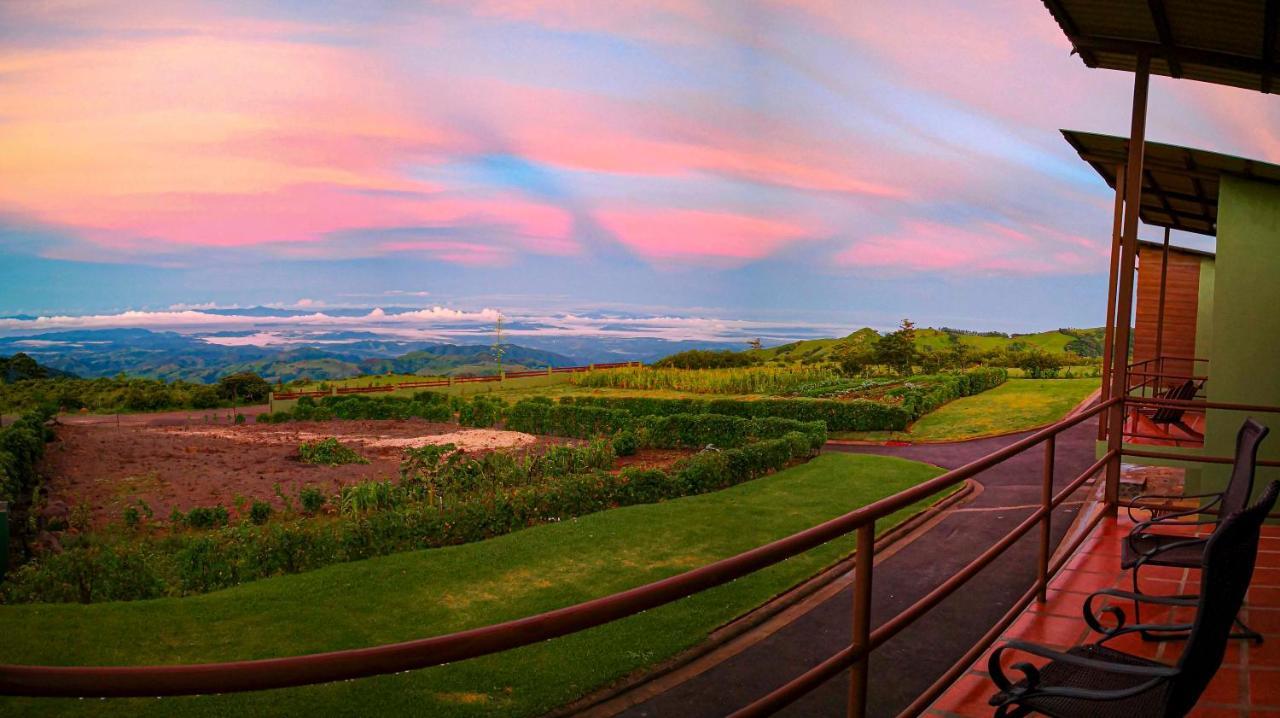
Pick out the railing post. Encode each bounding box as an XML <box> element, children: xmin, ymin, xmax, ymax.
<box><xmin>0</xmin><ymin>500</ymin><xmax>8</xmax><ymax>582</ymax></box>
<box><xmin>1038</xmin><ymin>436</ymin><xmax>1055</xmax><ymax>603</ymax></box>
<box><xmin>848</xmin><ymin>523</ymin><xmax>874</xmax><ymax>718</ymax></box>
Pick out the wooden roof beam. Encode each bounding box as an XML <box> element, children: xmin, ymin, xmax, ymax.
<box><xmin>1069</xmin><ymin>36</ymin><xmax>1280</xmax><ymax>90</ymax></box>
<box><xmin>1264</xmin><ymin>0</ymin><xmax>1278</xmax><ymax>93</ymax></box>
<box><xmin>1146</xmin><ymin>0</ymin><xmax>1184</xmax><ymax>78</ymax></box>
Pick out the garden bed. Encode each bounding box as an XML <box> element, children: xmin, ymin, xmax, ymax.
<box><xmin>38</xmin><ymin>419</ymin><xmax>571</xmax><ymax>529</ymax></box>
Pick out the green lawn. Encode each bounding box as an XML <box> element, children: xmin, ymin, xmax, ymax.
<box><xmin>0</xmin><ymin>453</ymin><xmax>946</xmax><ymax>718</ymax></box>
<box><xmin>833</xmin><ymin>378</ymin><xmax>1100</xmax><ymax>443</ymax></box>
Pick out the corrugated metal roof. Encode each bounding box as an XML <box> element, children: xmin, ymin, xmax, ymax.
<box><xmin>1061</xmin><ymin>129</ymin><xmax>1280</xmax><ymax>236</ymax></box>
<box><xmin>1042</xmin><ymin>0</ymin><xmax>1279</xmax><ymax>93</ymax></box>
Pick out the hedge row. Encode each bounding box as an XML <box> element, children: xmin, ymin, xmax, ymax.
<box><xmin>0</xmin><ymin>408</ymin><xmax>52</xmax><ymax>507</ymax></box>
<box><xmin>504</xmin><ymin>398</ymin><xmax>827</xmax><ymax>449</ymax></box>
<box><xmin>557</xmin><ymin>395</ymin><xmax>908</xmax><ymax>432</ymax></box>
<box><xmin>259</xmin><ymin>392</ymin><xmax>462</xmax><ymax>424</ymax></box>
<box><xmin>559</xmin><ymin>366</ymin><xmax>1008</xmax><ymax>429</ymax></box>
<box><xmin>2</xmin><ymin>432</ymin><xmax>818</xmax><ymax>603</ymax></box>
<box><xmin>883</xmin><ymin>367</ymin><xmax>1008</xmax><ymax>419</ymax></box>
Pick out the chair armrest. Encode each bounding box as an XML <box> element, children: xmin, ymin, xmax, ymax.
<box><xmin>988</xmin><ymin>640</ymin><xmax>1176</xmax><ymax>707</ymax></box>
<box><xmin>1129</xmin><ymin>493</ymin><xmax>1221</xmax><ymax>531</ymax></box>
<box><xmin>1084</xmin><ymin>588</ymin><xmax>1197</xmax><ymax>638</ymax></box>
<box><xmin>1131</xmin><ymin>535</ymin><xmax>1208</xmax><ymax>566</ymax></box>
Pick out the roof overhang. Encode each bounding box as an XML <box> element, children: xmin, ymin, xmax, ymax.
<box><xmin>1062</xmin><ymin>129</ymin><xmax>1280</xmax><ymax>236</ymax></box>
<box><xmin>1041</xmin><ymin>0</ymin><xmax>1280</xmax><ymax>94</ymax></box>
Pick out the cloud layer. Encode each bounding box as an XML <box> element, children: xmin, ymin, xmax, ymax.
<box><xmin>2</xmin><ymin>1</ymin><xmax>1279</xmax><ymax>323</ymax></box>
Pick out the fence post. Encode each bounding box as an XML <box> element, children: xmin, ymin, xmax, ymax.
<box><xmin>848</xmin><ymin>523</ymin><xmax>874</xmax><ymax>718</ymax></box>
<box><xmin>0</xmin><ymin>501</ymin><xmax>8</xmax><ymax>582</ymax></box>
<box><xmin>268</xmin><ymin>391</ymin><xmax>275</xmax><ymax>415</ymax></box>
<box><xmin>547</xmin><ymin>366</ymin><xmax>553</xmax><ymax>377</ymax></box>
<box><xmin>1038</xmin><ymin>435</ymin><xmax>1055</xmax><ymax>603</ymax></box>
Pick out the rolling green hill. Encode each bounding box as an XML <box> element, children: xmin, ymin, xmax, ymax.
<box><xmin>754</xmin><ymin>327</ymin><xmax>1104</xmax><ymax>363</ymax></box>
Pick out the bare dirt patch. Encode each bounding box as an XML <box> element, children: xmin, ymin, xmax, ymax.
<box><xmin>39</xmin><ymin>418</ymin><xmax>560</xmax><ymax>528</ymax></box>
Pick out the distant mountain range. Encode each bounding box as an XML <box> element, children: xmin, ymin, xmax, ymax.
<box><xmin>0</xmin><ymin>329</ymin><xmax>581</xmax><ymax>383</ymax></box>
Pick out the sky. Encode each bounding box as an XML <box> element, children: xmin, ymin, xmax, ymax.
<box><xmin>2</xmin><ymin>0</ymin><xmax>1279</xmax><ymax>343</ymax></box>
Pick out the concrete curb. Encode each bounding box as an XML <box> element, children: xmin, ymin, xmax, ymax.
<box><xmin>551</xmin><ymin>478</ymin><xmax>980</xmax><ymax>718</ymax></box>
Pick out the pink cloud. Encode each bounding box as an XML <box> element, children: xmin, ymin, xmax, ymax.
<box><xmin>597</xmin><ymin>208</ymin><xmax>818</xmax><ymax>265</ymax></box>
<box><xmin>837</xmin><ymin>219</ymin><xmax>1100</xmax><ymax>275</ymax></box>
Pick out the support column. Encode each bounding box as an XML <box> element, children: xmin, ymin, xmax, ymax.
<box><xmin>1105</xmin><ymin>52</ymin><xmax>1151</xmax><ymax>510</ymax></box>
<box><xmin>1099</xmin><ymin>164</ymin><xmax>1127</xmax><ymax>432</ymax></box>
<box><xmin>1154</xmin><ymin>226</ymin><xmax>1172</xmax><ymax>392</ymax></box>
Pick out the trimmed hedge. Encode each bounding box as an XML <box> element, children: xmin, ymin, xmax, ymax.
<box><xmin>261</xmin><ymin>392</ymin><xmax>464</xmax><ymax>424</ymax></box>
<box><xmin>557</xmin><ymin>395</ymin><xmax>908</xmax><ymax>432</ymax></box>
<box><xmin>504</xmin><ymin>399</ymin><xmax>826</xmax><ymax>449</ymax></box>
<box><xmin>884</xmin><ymin>367</ymin><xmax>1008</xmax><ymax>419</ymax></box>
<box><xmin>559</xmin><ymin>366</ymin><xmax>1008</xmax><ymax>429</ymax></box>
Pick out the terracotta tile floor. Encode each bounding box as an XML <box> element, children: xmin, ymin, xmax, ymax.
<box><xmin>925</xmin><ymin>513</ymin><xmax>1280</xmax><ymax>717</ymax></box>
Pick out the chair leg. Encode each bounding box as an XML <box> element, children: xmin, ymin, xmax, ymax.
<box><xmin>1131</xmin><ymin>565</ymin><xmax>1261</xmax><ymax>643</ymax></box>
<box><xmin>1231</xmin><ymin>615</ymin><xmax>1265</xmax><ymax>644</ymax></box>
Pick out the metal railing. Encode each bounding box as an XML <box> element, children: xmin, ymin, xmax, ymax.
<box><xmin>0</xmin><ymin>398</ymin><xmax>1121</xmax><ymax>717</ymax></box>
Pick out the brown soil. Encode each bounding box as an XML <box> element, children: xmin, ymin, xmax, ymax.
<box><xmin>39</xmin><ymin>416</ymin><xmax>693</xmax><ymax>529</ymax></box>
<box><xmin>40</xmin><ymin>418</ymin><xmax>557</xmax><ymax>528</ymax></box>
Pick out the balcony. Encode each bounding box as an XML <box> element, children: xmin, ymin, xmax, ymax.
<box><xmin>1121</xmin><ymin>356</ymin><xmax>1208</xmax><ymax>448</ymax></box>
<box><xmin>927</xmin><ymin>509</ymin><xmax>1280</xmax><ymax>716</ymax></box>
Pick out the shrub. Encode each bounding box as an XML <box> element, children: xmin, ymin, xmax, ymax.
<box><xmin>249</xmin><ymin>500</ymin><xmax>272</xmax><ymax>525</ymax></box>
<box><xmin>298</xmin><ymin>438</ymin><xmax>369</xmax><ymax>466</ymax></box>
<box><xmin>457</xmin><ymin>396</ymin><xmax>504</xmax><ymax>428</ymax></box>
<box><xmin>234</xmin><ymin>413</ymin><xmax>246</xmax><ymax>425</ymax></box>
<box><xmin>612</xmin><ymin>429</ymin><xmax>638</xmax><ymax>456</ymax></box>
<box><xmin>185</xmin><ymin>505</ymin><xmax>230</xmax><ymax>529</ymax></box>
<box><xmin>298</xmin><ymin>487</ymin><xmax>326</xmax><ymax>516</ymax></box>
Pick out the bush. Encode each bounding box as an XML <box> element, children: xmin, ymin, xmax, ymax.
<box><xmin>612</xmin><ymin>429</ymin><xmax>638</xmax><ymax>456</ymax></box>
<box><xmin>299</xmin><ymin>487</ymin><xmax>326</xmax><ymax>516</ymax></box>
<box><xmin>457</xmin><ymin>396</ymin><xmax>504</xmax><ymax>428</ymax></box>
<box><xmin>298</xmin><ymin>438</ymin><xmax>369</xmax><ymax>466</ymax></box>
<box><xmin>185</xmin><ymin>505</ymin><xmax>230</xmax><ymax>529</ymax></box>
<box><xmin>249</xmin><ymin>501</ymin><xmax>272</xmax><ymax>525</ymax></box>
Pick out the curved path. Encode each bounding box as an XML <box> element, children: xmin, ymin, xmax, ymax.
<box><xmin>609</xmin><ymin>415</ymin><xmax>1102</xmax><ymax>718</ymax></box>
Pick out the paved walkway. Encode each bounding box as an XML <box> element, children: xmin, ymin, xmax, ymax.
<box><xmin>612</xmin><ymin>417</ymin><xmax>1102</xmax><ymax>718</ymax></box>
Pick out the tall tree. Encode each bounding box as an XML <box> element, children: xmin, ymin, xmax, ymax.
<box><xmin>874</xmin><ymin>319</ymin><xmax>918</xmax><ymax>375</ymax></box>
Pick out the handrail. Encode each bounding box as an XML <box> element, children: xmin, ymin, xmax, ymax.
<box><xmin>0</xmin><ymin>397</ymin><xmax>1121</xmax><ymax>705</ymax></box>
<box><xmin>1128</xmin><ymin>396</ymin><xmax>1280</xmax><ymax>413</ymax></box>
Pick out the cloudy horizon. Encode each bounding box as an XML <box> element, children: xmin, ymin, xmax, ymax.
<box><xmin>3</xmin><ymin>1</ymin><xmax>1276</xmax><ymax>336</ymax></box>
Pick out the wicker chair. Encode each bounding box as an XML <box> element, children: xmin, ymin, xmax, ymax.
<box><xmin>1123</xmin><ymin>418</ymin><xmax>1268</xmax><ymax>641</ymax></box>
<box><xmin>987</xmin><ymin>481</ymin><xmax>1279</xmax><ymax>718</ymax></box>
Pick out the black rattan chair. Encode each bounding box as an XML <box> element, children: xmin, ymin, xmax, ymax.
<box><xmin>1123</xmin><ymin>418</ymin><xmax>1268</xmax><ymax>641</ymax></box>
<box><xmin>987</xmin><ymin>481</ymin><xmax>1279</xmax><ymax>718</ymax></box>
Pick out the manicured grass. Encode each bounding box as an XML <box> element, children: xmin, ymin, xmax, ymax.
<box><xmin>0</xmin><ymin>453</ymin><xmax>946</xmax><ymax>718</ymax></box>
<box><xmin>832</xmin><ymin>378</ymin><xmax>1100</xmax><ymax>443</ymax></box>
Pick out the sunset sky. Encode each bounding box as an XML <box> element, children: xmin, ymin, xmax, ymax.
<box><xmin>2</xmin><ymin>1</ymin><xmax>1279</xmax><ymax>339</ymax></box>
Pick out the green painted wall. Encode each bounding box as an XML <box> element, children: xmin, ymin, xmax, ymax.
<box><xmin>1195</xmin><ymin>258</ymin><xmax>1214</xmax><ymax>359</ymax></box>
<box><xmin>1202</xmin><ymin>176</ymin><xmax>1280</xmax><ymax>498</ymax></box>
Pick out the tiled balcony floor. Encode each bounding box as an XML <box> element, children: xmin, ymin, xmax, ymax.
<box><xmin>924</xmin><ymin>513</ymin><xmax>1280</xmax><ymax>717</ymax></box>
